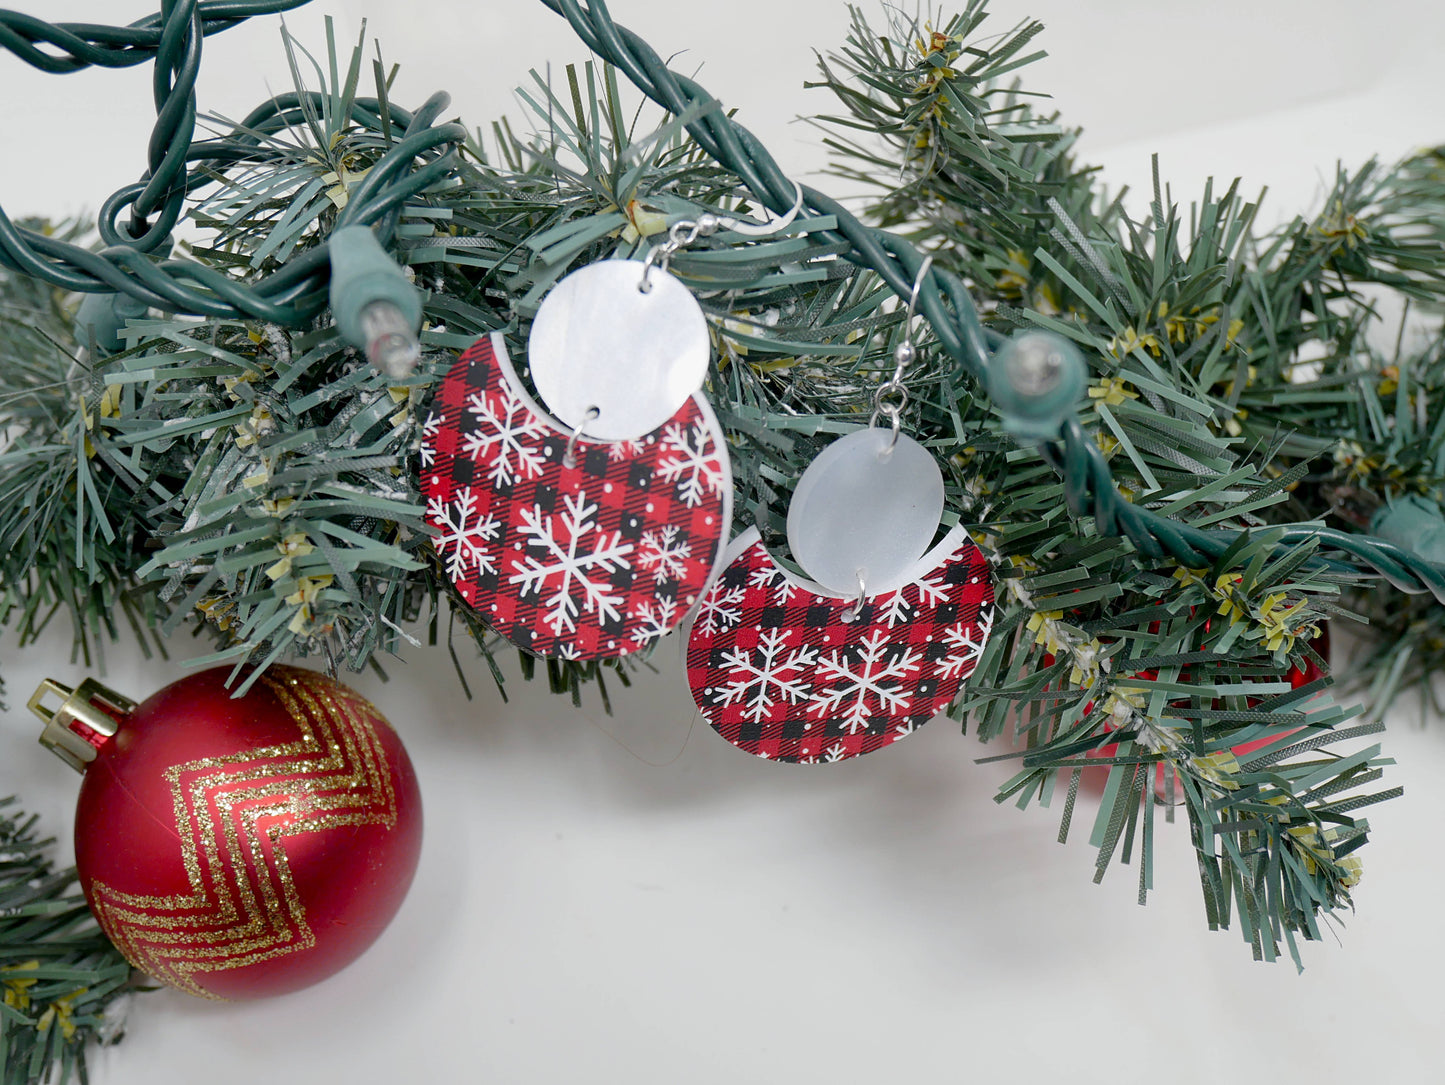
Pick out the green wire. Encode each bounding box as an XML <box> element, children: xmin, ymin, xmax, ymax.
<box><xmin>1</xmin><ymin>0</ymin><xmax>1442</xmax><ymax>602</ymax></box>
<box><xmin>530</xmin><ymin>0</ymin><xmax>1445</xmax><ymax>603</ymax></box>
<box><xmin>0</xmin><ymin>0</ymin><xmax>464</xmax><ymax>324</ymax></box>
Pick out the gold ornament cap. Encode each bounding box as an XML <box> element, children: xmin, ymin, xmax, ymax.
<box><xmin>28</xmin><ymin>678</ymin><xmax>137</xmax><ymax>772</ymax></box>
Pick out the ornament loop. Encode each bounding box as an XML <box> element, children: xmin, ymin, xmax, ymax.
<box><xmin>28</xmin><ymin>677</ymin><xmax>136</xmax><ymax>773</ymax></box>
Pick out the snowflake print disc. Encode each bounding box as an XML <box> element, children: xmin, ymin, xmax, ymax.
<box><xmin>421</xmin><ymin>333</ymin><xmax>731</xmax><ymax>659</ymax></box>
<box><xmin>687</xmin><ymin>526</ymin><xmax>994</xmax><ymax>763</ymax></box>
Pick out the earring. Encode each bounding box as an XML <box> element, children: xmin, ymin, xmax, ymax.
<box><xmin>422</xmin><ymin>193</ymin><xmax>801</xmax><ymax>660</ymax></box>
<box><xmin>687</xmin><ymin>257</ymin><xmax>997</xmax><ymax>763</ymax></box>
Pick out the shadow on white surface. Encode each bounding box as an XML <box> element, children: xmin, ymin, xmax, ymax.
<box><xmin>4</xmin><ymin>610</ymin><xmax>1443</xmax><ymax>1084</ymax></box>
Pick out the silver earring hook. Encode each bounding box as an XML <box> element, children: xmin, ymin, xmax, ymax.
<box><xmin>905</xmin><ymin>252</ymin><xmax>932</xmax><ymax>327</ymax></box>
<box><xmin>840</xmin><ymin>569</ymin><xmax>868</xmax><ymax>623</ymax></box>
<box><xmin>638</xmin><ymin>182</ymin><xmax>807</xmax><ymax>293</ymax></box>
<box><xmin>563</xmin><ymin>405</ymin><xmax>600</xmax><ymax>468</ymax></box>
<box><xmin>640</xmin><ymin>214</ymin><xmax>720</xmax><ymax>293</ymax></box>
<box><xmin>869</xmin><ymin>254</ymin><xmax>934</xmax><ymax>455</ymax></box>
<box><xmin>714</xmin><ymin>181</ymin><xmax>805</xmax><ymax>237</ymax></box>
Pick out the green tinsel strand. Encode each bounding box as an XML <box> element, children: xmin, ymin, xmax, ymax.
<box><xmin>0</xmin><ymin>1</ymin><xmax>1434</xmax><ymax>974</ymax></box>
<box><xmin>0</xmin><ymin>798</ymin><xmax>137</xmax><ymax>1085</ymax></box>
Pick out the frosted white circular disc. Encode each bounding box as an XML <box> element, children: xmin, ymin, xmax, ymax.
<box><xmin>787</xmin><ymin>428</ymin><xmax>945</xmax><ymax>596</ymax></box>
<box><xmin>528</xmin><ymin>260</ymin><xmax>710</xmax><ymax>440</ymax></box>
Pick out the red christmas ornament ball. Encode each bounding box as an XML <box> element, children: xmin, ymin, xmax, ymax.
<box><xmin>1083</xmin><ymin>623</ymin><xmax>1332</xmax><ymax>797</ymax></box>
<box><xmin>70</xmin><ymin>665</ymin><xmax>422</xmax><ymax>1000</ymax></box>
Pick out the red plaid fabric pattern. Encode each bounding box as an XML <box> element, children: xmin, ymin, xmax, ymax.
<box><xmin>686</xmin><ymin>528</ymin><xmax>995</xmax><ymax>763</ymax></box>
<box><xmin>421</xmin><ymin>333</ymin><xmax>730</xmax><ymax>659</ymax></box>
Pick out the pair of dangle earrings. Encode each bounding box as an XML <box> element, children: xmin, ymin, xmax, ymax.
<box><xmin>423</xmin><ymin>220</ymin><xmax>996</xmax><ymax>763</ymax></box>
<box><xmin>421</xmin><ymin>195</ymin><xmax>800</xmax><ymax>659</ymax></box>
<box><xmin>685</xmin><ymin>258</ymin><xmax>997</xmax><ymax>764</ymax></box>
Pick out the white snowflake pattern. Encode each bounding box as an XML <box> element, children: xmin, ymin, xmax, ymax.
<box><xmin>462</xmin><ymin>383</ymin><xmax>546</xmax><ymax>487</ymax></box>
<box><xmin>712</xmin><ymin>628</ymin><xmax>819</xmax><ymax>724</ymax></box>
<box><xmin>420</xmin><ymin>411</ymin><xmax>442</xmax><ymax>468</ymax></box>
<box><xmin>877</xmin><ymin>572</ymin><xmax>952</xmax><ymax>628</ymax></box>
<box><xmin>508</xmin><ymin>491</ymin><xmax>634</xmax><ymax>636</ymax></box>
<box><xmin>657</xmin><ymin>421</ymin><xmax>726</xmax><ymax>507</ymax></box>
<box><xmin>877</xmin><ymin>592</ymin><xmax>915</xmax><ymax>629</ymax></box>
<box><xmin>822</xmin><ymin>742</ymin><xmax>848</xmax><ymax>763</ymax></box>
<box><xmin>427</xmin><ymin>487</ymin><xmax>499</xmax><ymax>581</ymax></box>
<box><xmin>630</xmin><ymin>595</ymin><xmax>680</xmax><ymax>647</ymax></box>
<box><xmin>695</xmin><ymin>582</ymin><xmax>747</xmax><ymax>635</ymax></box>
<box><xmin>807</xmin><ymin>630</ymin><xmax>923</xmax><ymax>734</ymax></box>
<box><xmin>748</xmin><ymin>563</ymin><xmax>798</xmax><ymax>603</ymax></box>
<box><xmin>636</xmin><ymin>524</ymin><xmax>692</xmax><ymax>584</ymax></box>
<box><xmin>936</xmin><ymin>607</ymin><xmax>994</xmax><ymax>680</ymax></box>
<box><xmin>606</xmin><ymin>438</ymin><xmax>649</xmax><ymax>463</ymax></box>
<box><xmin>912</xmin><ymin>573</ymin><xmax>949</xmax><ymax>608</ymax></box>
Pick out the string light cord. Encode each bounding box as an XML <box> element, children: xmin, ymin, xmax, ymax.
<box><xmin>0</xmin><ymin>0</ymin><xmax>466</xmax><ymax>324</ymax></box>
<box><xmin>533</xmin><ymin>0</ymin><xmax>1445</xmax><ymax>601</ymax></box>
<box><xmin>1</xmin><ymin>0</ymin><xmax>1441</xmax><ymax>599</ymax></box>
<box><xmin>0</xmin><ymin>1</ymin><xmax>313</xmax><ymax>73</ymax></box>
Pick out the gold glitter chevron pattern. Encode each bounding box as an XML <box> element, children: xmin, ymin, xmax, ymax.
<box><xmin>88</xmin><ymin>671</ymin><xmax>399</xmax><ymax>999</ymax></box>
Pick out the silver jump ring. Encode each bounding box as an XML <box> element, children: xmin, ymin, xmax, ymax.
<box><xmin>638</xmin><ymin>213</ymin><xmax>722</xmax><ymax>293</ymax></box>
<box><xmin>840</xmin><ymin>570</ymin><xmax>868</xmax><ymax>623</ymax></box>
<box><xmin>868</xmin><ymin>254</ymin><xmax>933</xmax><ymax>448</ymax></box>
<box><xmin>873</xmin><ymin>412</ymin><xmax>901</xmax><ymax>456</ymax></box>
<box><xmin>563</xmin><ymin>406</ymin><xmax>601</xmax><ymax>467</ymax></box>
<box><xmin>870</xmin><ymin>380</ymin><xmax>909</xmax><ymax>417</ymax></box>
<box><xmin>869</xmin><ymin>382</ymin><xmax>908</xmax><ymax>454</ymax></box>
<box><xmin>638</xmin><ymin>245</ymin><xmax>670</xmax><ymax>293</ymax></box>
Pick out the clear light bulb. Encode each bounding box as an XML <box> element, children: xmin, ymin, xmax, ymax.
<box><xmin>1003</xmin><ymin>332</ymin><xmax>1068</xmax><ymax>396</ymax></box>
<box><xmin>358</xmin><ymin>299</ymin><xmax>422</xmax><ymax>379</ymax></box>
<box><xmin>986</xmin><ymin>330</ymin><xmax>1087</xmax><ymax>441</ymax></box>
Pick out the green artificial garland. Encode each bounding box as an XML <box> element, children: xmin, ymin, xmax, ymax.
<box><xmin>4</xmin><ymin>0</ymin><xmax>1445</xmax><ymax>1078</ymax></box>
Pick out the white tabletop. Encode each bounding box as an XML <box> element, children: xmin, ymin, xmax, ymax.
<box><xmin>3</xmin><ymin>2</ymin><xmax>1444</xmax><ymax>1082</ymax></box>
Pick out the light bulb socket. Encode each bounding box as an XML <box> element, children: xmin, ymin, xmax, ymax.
<box><xmin>75</xmin><ymin>292</ymin><xmax>150</xmax><ymax>355</ymax></box>
<box><xmin>1372</xmin><ymin>494</ymin><xmax>1445</xmax><ymax>564</ymax></box>
<box><xmin>329</xmin><ymin>225</ymin><xmax>423</xmax><ymax>374</ymax></box>
<box><xmin>986</xmin><ymin>330</ymin><xmax>1087</xmax><ymax>441</ymax></box>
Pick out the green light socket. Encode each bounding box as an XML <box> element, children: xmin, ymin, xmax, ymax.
<box><xmin>986</xmin><ymin>330</ymin><xmax>1087</xmax><ymax>442</ymax></box>
<box><xmin>1371</xmin><ymin>494</ymin><xmax>1445</xmax><ymax>565</ymax></box>
<box><xmin>328</xmin><ymin>225</ymin><xmax>422</xmax><ymax>356</ymax></box>
<box><xmin>74</xmin><ymin>292</ymin><xmax>150</xmax><ymax>355</ymax></box>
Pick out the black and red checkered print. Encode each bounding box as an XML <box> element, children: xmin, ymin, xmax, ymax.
<box><xmin>686</xmin><ymin>527</ymin><xmax>995</xmax><ymax>763</ymax></box>
<box><xmin>421</xmin><ymin>333</ymin><xmax>731</xmax><ymax>659</ymax></box>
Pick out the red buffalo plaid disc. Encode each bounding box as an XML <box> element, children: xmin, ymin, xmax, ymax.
<box><xmin>686</xmin><ymin>527</ymin><xmax>995</xmax><ymax>763</ymax></box>
<box><xmin>421</xmin><ymin>333</ymin><xmax>731</xmax><ymax>659</ymax></box>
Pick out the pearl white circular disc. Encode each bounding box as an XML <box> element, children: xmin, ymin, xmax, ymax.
<box><xmin>528</xmin><ymin>260</ymin><xmax>710</xmax><ymax>440</ymax></box>
<box><xmin>786</xmin><ymin>427</ymin><xmax>945</xmax><ymax>596</ymax></box>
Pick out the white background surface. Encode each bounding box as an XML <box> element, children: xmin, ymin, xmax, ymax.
<box><xmin>4</xmin><ymin>2</ymin><xmax>1445</xmax><ymax>1083</ymax></box>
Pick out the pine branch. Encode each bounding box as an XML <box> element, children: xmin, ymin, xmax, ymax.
<box><xmin>2</xmin><ymin>32</ymin><xmax>893</xmax><ymax>701</ymax></box>
<box><xmin>3</xmin><ymin>1</ymin><xmax>1441</xmax><ymax>964</ymax></box>
<box><xmin>0</xmin><ymin>798</ymin><xmax>138</xmax><ymax>1085</ymax></box>
<box><xmin>813</xmin><ymin>3</ymin><xmax>1432</xmax><ymax>963</ymax></box>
